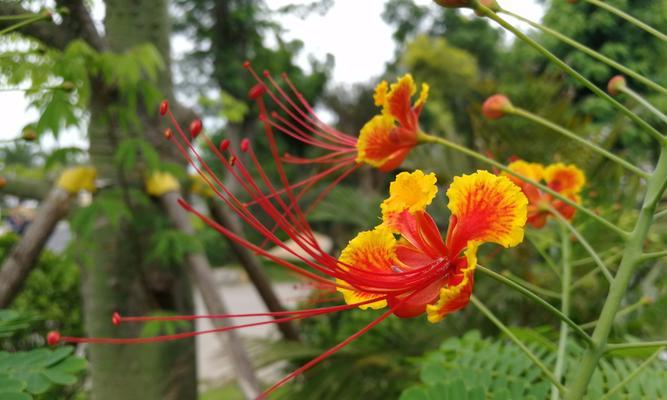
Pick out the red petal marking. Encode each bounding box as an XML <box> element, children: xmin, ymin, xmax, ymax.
<box><xmin>386</xmin><ymin>210</ymin><xmax>447</xmax><ymax>258</ymax></box>
<box><xmin>387</xmin><ymin>81</ymin><xmax>416</xmax><ymax>130</ymax></box>
<box><xmin>360</xmin><ymin>125</ymin><xmax>417</xmax><ymax>172</ymax></box>
<box><xmin>388</xmin><ymin>276</ymin><xmax>446</xmax><ymax>318</ymax></box>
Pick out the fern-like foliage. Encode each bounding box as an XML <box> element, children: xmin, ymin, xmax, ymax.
<box><xmin>400</xmin><ymin>331</ymin><xmax>667</xmax><ymax>400</ymax></box>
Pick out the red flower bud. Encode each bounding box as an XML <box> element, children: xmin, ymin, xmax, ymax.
<box><xmin>189</xmin><ymin>119</ymin><xmax>202</xmax><ymax>138</ymax></box>
<box><xmin>482</xmin><ymin>94</ymin><xmax>514</xmax><ymax>120</ymax></box>
<box><xmin>219</xmin><ymin>139</ymin><xmax>231</xmax><ymax>151</ymax></box>
<box><xmin>240</xmin><ymin>138</ymin><xmax>250</xmax><ymax>153</ymax></box>
<box><xmin>607</xmin><ymin>75</ymin><xmax>627</xmax><ymax>96</ymax></box>
<box><xmin>112</xmin><ymin>312</ymin><xmax>121</xmax><ymax>326</ymax></box>
<box><xmin>248</xmin><ymin>84</ymin><xmax>266</xmax><ymax>100</ymax></box>
<box><xmin>159</xmin><ymin>100</ymin><xmax>169</xmax><ymax>116</ymax></box>
<box><xmin>47</xmin><ymin>331</ymin><xmax>61</xmax><ymax>346</ymax></box>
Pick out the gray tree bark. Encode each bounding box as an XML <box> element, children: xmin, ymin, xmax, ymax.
<box><xmin>0</xmin><ymin>187</ymin><xmax>71</xmax><ymax>307</ymax></box>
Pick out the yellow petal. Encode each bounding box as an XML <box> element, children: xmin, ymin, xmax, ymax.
<box><xmin>380</xmin><ymin>170</ymin><xmax>438</xmax><ymax>221</ymax></box>
<box><xmin>336</xmin><ymin>227</ymin><xmax>397</xmax><ymax>310</ymax></box>
<box><xmin>544</xmin><ymin>163</ymin><xmax>586</xmax><ymax>196</ymax></box>
<box><xmin>373</xmin><ymin>80</ymin><xmax>389</xmax><ymax>107</ymax></box>
<box><xmin>504</xmin><ymin>160</ymin><xmax>545</xmax><ymax>185</ymax></box>
<box><xmin>447</xmin><ymin>170</ymin><xmax>527</xmax><ymax>249</ymax></box>
<box><xmin>56</xmin><ymin>166</ymin><xmax>97</xmax><ymax>193</ymax></box>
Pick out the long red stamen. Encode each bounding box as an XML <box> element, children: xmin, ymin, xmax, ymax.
<box><xmin>48</xmin><ymin>298</ymin><xmax>386</xmax><ymax>346</ymax></box>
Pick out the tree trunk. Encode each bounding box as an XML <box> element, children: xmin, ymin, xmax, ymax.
<box><xmin>80</xmin><ymin>1</ymin><xmax>197</xmax><ymax>399</ymax></box>
<box><xmin>0</xmin><ymin>187</ymin><xmax>71</xmax><ymax>307</ymax></box>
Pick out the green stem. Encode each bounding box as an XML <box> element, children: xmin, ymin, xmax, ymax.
<box><xmin>547</xmin><ymin>204</ymin><xmax>614</xmax><ymax>283</ymax></box>
<box><xmin>502</xmin><ymin>271</ymin><xmax>561</xmax><ymax>299</ymax></box>
<box><xmin>585</xmin><ymin>0</ymin><xmax>667</xmax><ymax>43</ymax></box>
<box><xmin>641</xmin><ymin>250</ymin><xmax>667</xmax><ymax>261</ymax></box>
<box><xmin>580</xmin><ymin>297</ymin><xmax>649</xmax><ymax>330</ymax></box>
<box><xmin>511</xmin><ymin>107</ymin><xmax>648</xmax><ymax>178</ymax></box>
<box><xmin>571</xmin><ymin>252</ymin><xmax>624</xmax><ymax>290</ymax></box>
<box><xmin>0</xmin><ymin>12</ymin><xmax>48</xmax><ymax>21</ymax></box>
<box><xmin>606</xmin><ymin>341</ymin><xmax>667</xmax><ymax>351</ymax></box>
<box><xmin>564</xmin><ymin>146</ymin><xmax>667</xmax><ymax>399</ymax></box>
<box><xmin>654</xmin><ymin>209</ymin><xmax>667</xmax><ymax>221</ymax></box>
<box><xmin>499</xmin><ymin>9</ymin><xmax>667</xmax><ymax>95</ymax></box>
<box><xmin>0</xmin><ymin>14</ymin><xmax>51</xmax><ymax>36</ymax></box>
<box><xmin>526</xmin><ymin>234</ymin><xmax>562</xmax><ymax>279</ymax></box>
<box><xmin>600</xmin><ymin>347</ymin><xmax>664</xmax><ymax>400</ymax></box>
<box><xmin>477</xmin><ymin>265</ymin><xmax>591</xmax><ymax>344</ymax></box>
<box><xmin>470</xmin><ymin>295</ymin><xmax>568</xmax><ymax>396</ymax></box>
<box><xmin>475</xmin><ymin>3</ymin><xmax>667</xmax><ymax>145</ymax></box>
<box><xmin>620</xmin><ymin>86</ymin><xmax>667</xmax><ymax>126</ymax></box>
<box><xmin>571</xmin><ymin>248</ymin><xmax>621</xmax><ymax>267</ymax></box>
<box><xmin>418</xmin><ymin>133</ymin><xmax>630</xmax><ymax>238</ymax></box>
<box><xmin>552</xmin><ymin>223</ymin><xmax>572</xmax><ymax>400</ymax></box>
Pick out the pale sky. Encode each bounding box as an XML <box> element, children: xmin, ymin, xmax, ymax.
<box><xmin>0</xmin><ymin>1</ymin><xmax>544</xmax><ymax>148</ymax></box>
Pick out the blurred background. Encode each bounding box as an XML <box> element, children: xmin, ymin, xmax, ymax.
<box><xmin>1</xmin><ymin>0</ymin><xmax>666</xmax><ymax>399</ymax></box>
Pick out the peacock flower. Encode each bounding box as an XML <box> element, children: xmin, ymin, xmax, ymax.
<box><xmin>47</xmin><ymin>100</ymin><xmax>525</xmax><ymax>397</ymax></box>
<box><xmin>244</xmin><ymin>62</ymin><xmax>427</xmax><ymax>191</ymax></box>
<box><xmin>355</xmin><ymin>74</ymin><xmax>428</xmax><ymax>171</ymax></box>
<box><xmin>337</xmin><ymin>170</ymin><xmax>527</xmax><ymax>323</ymax></box>
<box><xmin>504</xmin><ymin>160</ymin><xmax>586</xmax><ymax>228</ymax></box>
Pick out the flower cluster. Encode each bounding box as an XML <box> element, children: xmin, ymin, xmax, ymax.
<box><xmin>47</xmin><ymin>73</ymin><xmax>531</xmax><ymax>398</ymax></box>
<box><xmin>504</xmin><ymin>160</ymin><xmax>586</xmax><ymax>228</ymax></box>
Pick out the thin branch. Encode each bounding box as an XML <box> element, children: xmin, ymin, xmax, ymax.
<box><xmin>0</xmin><ymin>3</ymin><xmax>70</xmax><ymax>50</ymax></box>
<box><xmin>470</xmin><ymin>295</ymin><xmax>568</xmax><ymax>396</ymax></box>
<box><xmin>477</xmin><ymin>265</ymin><xmax>592</xmax><ymax>344</ymax></box>
<box><xmin>547</xmin><ymin>204</ymin><xmax>614</xmax><ymax>283</ymax></box>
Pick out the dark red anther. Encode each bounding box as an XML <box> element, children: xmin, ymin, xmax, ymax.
<box><xmin>112</xmin><ymin>312</ymin><xmax>121</xmax><ymax>326</ymax></box>
<box><xmin>243</xmin><ymin>61</ymin><xmax>251</xmax><ymax>68</ymax></box>
<box><xmin>189</xmin><ymin>119</ymin><xmax>203</xmax><ymax>138</ymax></box>
<box><xmin>229</xmin><ymin>155</ymin><xmax>237</xmax><ymax>166</ymax></box>
<box><xmin>248</xmin><ymin>84</ymin><xmax>266</xmax><ymax>100</ymax></box>
<box><xmin>263</xmin><ymin>70</ymin><xmax>270</xmax><ymax>77</ymax></box>
<box><xmin>159</xmin><ymin>100</ymin><xmax>169</xmax><ymax>116</ymax></box>
<box><xmin>219</xmin><ymin>139</ymin><xmax>231</xmax><ymax>151</ymax></box>
<box><xmin>163</xmin><ymin>128</ymin><xmax>173</xmax><ymax>140</ymax></box>
<box><xmin>240</xmin><ymin>138</ymin><xmax>250</xmax><ymax>153</ymax></box>
<box><xmin>47</xmin><ymin>331</ymin><xmax>61</xmax><ymax>346</ymax></box>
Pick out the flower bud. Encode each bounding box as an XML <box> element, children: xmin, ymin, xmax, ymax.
<box><xmin>47</xmin><ymin>331</ymin><xmax>61</xmax><ymax>346</ymax></box>
<box><xmin>22</xmin><ymin>129</ymin><xmax>37</xmax><ymax>142</ymax></box>
<box><xmin>607</xmin><ymin>75</ymin><xmax>627</xmax><ymax>96</ymax></box>
<box><xmin>482</xmin><ymin>94</ymin><xmax>514</xmax><ymax>120</ymax></box>
<box><xmin>248</xmin><ymin>84</ymin><xmax>266</xmax><ymax>100</ymax></box>
<box><xmin>0</xmin><ymin>176</ymin><xmax>6</xmax><ymax>189</ymax></box>
<box><xmin>189</xmin><ymin>119</ymin><xmax>202</xmax><ymax>138</ymax></box>
<box><xmin>159</xmin><ymin>100</ymin><xmax>169</xmax><ymax>116</ymax></box>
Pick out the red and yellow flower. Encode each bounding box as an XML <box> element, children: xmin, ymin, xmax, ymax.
<box><xmin>336</xmin><ymin>169</ymin><xmax>527</xmax><ymax>322</ymax></box>
<box><xmin>244</xmin><ymin>63</ymin><xmax>427</xmax><ymax>190</ymax></box>
<box><xmin>356</xmin><ymin>74</ymin><xmax>428</xmax><ymax>171</ymax></box>
<box><xmin>504</xmin><ymin>160</ymin><xmax>585</xmax><ymax>228</ymax></box>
